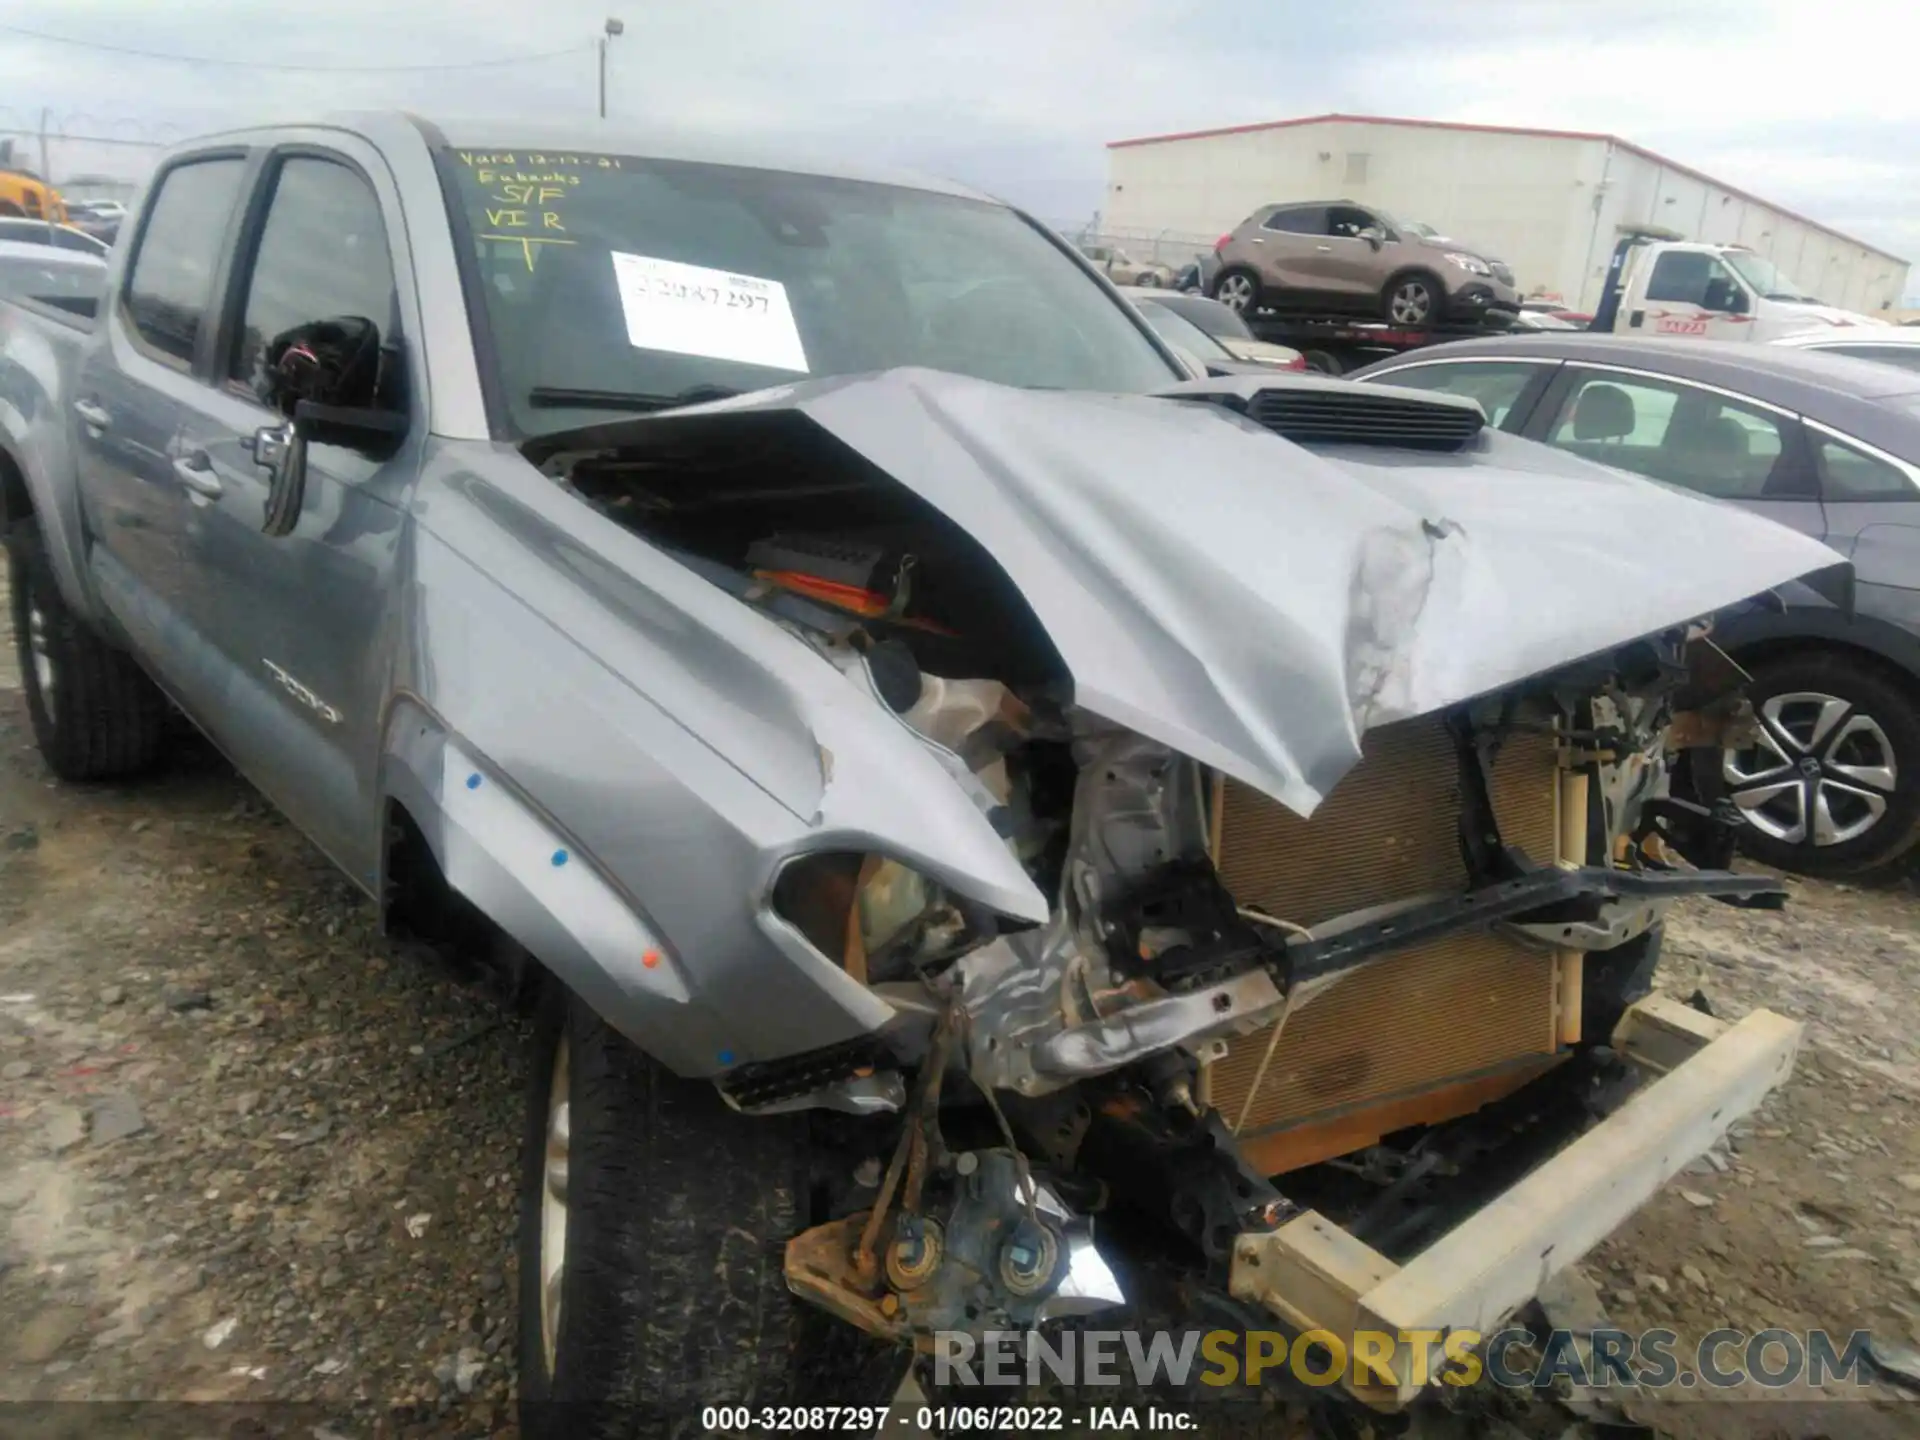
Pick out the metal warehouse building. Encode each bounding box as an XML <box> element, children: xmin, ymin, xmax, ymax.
<box><xmin>1102</xmin><ymin>113</ymin><xmax>1910</xmax><ymax>315</ymax></box>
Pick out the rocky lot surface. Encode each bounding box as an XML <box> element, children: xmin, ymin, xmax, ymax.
<box><xmin>3</xmin><ymin>555</ymin><xmax>1920</xmax><ymax>1439</ymax></box>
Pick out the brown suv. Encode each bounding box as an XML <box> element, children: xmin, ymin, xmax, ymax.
<box><xmin>1210</xmin><ymin>200</ymin><xmax>1519</xmax><ymax>327</ymax></box>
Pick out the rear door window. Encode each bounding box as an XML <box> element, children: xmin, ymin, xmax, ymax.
<box><xmin>1364</xmin><ymin>360</ymin><xmax>1551</xmax><ymax>430</ymax></box>
<box><xmin>121</xmin><ymin>157</ymin><xmax>249</xmax><ymax>368</ymax></box>
<box><xmin>1542</xmin><ymin>370</ymin><xmax>1800</xmax><ymax>499</ymax></box>
<box><xmin>1811</xmin><ymin>431</ymin><xmax>1920</xmax><ymax>501</ymax></box>
<box><xmin>1261</xmin><ymin>207</ymin><xmax>1329</xmax><ymax>235</ymax></box>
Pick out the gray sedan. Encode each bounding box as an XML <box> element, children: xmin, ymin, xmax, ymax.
<box><xmin>1351</xmin><ymin>334</ymin><xmax>1920</xmax><ymax>878</ymax></box>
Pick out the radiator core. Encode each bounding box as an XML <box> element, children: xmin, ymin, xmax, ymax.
<box><xmin>1210</xmin><ymin>715</ymin><xmax>1566</xmax><ymax>1157</ymax></box>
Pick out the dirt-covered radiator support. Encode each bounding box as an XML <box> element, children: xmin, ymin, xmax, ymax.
<box><xmin>531</xmin><ymin>373</ymin><xmax>1816</xmax><ymax>1409</ymax></box>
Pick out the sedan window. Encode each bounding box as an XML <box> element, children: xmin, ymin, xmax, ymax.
<box><xmin>1365</xmin><ymin>361</ymin><xmax>1545</xmax><ymax>429</ymax></box>
<box><xmin>1543</xmin><ymin>372</ymin><xmax>1798</xmax><ymax>500</ymax></box>
<box><xmin>1812</xmin><ymin>432</ymin><xmax>1919</xmax><ymax>502</ymax></box>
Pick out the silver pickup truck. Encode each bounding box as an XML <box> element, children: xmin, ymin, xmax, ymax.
<box><xmin>0</xmin><ymin>112</ymin><xmax>1844</xmax><ymax>1432</ymax></box>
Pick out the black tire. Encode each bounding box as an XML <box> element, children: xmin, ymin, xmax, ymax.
<box><xmin>1382</xmin><ymin>270</ymin><xmax>1444</xmax><ymax>328</ymax></box>
<box><xmin>7</xmin><ymin>519</ymin><xmax>167</xmax><ymax>780</ymax></box>
<box><xmin>1696</xmin><ymin>649</ymin><xmax>1920</xmax><ymax>878</ymax></box>
<box><xmin>1135</xmin><ymin>271</ymin><xmax>1161</xmax><ymax>288</ymax></box>
<box><xmin>1210</xmin><ymin>266</ymin><xmax>1262</xmax><ymax>315</ymax></box>
<box><xmin>518</xmin><ymin>984</ymin><xmax>908</xmax><ymax>1438</ymax></box>
<box><xmin>1300</xmin><ymin>349</ymin><xmax>1344</xmax><ymax>376</ymax></box>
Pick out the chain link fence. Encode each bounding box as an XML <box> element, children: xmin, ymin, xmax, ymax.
<box><xmin>1044</xmin><ymin>220</ymin><xmax>1219</xmax><ymax>273</ymax></box>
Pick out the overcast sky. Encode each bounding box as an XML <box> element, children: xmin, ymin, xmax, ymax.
<box><xmin>4</xmin><ymin>0</ymin><xmax>1917</xmax><ymax>300</ymax></box>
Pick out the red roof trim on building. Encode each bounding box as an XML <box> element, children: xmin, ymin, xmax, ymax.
<box><xmin>1105</xmin><ymin>112</ymin><xmax>1905</xmax><ymax>265</ymax></box>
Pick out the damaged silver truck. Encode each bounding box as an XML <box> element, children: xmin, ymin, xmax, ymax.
<box><xmin>0</xmin><ymin>113</ymin><xmax>1848</xmax><ymax>1432</ymax></box>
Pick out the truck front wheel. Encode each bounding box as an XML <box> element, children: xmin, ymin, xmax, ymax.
<box><xmin>517</xmin><ymin>984</ymin><xmax>908</xmax><ymax>1437</ymax></box>
<box><xmin>7</xmin><ymin>519</ymin><xmax>167</xmax><ymax>780</ymax></box>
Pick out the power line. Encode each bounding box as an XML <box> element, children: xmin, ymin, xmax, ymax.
<box><xmin>0</xmin><ymin>128</ymin><xmax>168</xmax><ymax>149</ymax></box>
<box><xmin>0</xmin><ymin>22</ymin><xmax>588</xmax><ymax>73</ymax></box>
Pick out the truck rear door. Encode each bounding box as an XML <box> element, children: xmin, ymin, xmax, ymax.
<box><xmin>168</xmin><ymin>134</ymin><xmax>420</xmax><ymax>885</ymax></box>
<box><xmin>72</xmin><ymin>153</ymin><xmax>252</xmax><ymax>667</ymax></box>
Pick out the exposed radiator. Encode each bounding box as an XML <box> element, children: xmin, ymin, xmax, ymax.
<box><xmin>1209</xmin><ymin>715</ymin><xmax>1569</xmax><ymax>1169</ymax></box>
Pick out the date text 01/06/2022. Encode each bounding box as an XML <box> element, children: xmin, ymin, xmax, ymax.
<box><xmin>696</xmin><ymin>1406</ymin><xmax>1200</xmax><ymax>1432</ymax></box>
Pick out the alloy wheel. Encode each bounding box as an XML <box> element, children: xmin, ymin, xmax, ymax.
<box><xmin>1723</xmin><ymin>691</ymin><xmax>1897</xmax><ymax>847</ymax></box>
<box><xmin>1216</xmin><ymin>273</ymin><xmax>1256</xmax><ymax>312</ymax></box>
<box><xmin>538</xmin><ymin>1034</ymin><xmax>570</xmax><ymax>1376</ymax></box>
<box><xmin>26</xmin><ymin>599</ymin><xmax>54</xmax><ymax>719</ymax></box>
<box><xmin>1389</xmin><ymin>281</ymin><xmax>1433</xmax><ymax>325</ymax></box>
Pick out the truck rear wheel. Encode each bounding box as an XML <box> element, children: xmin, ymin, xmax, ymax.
<box><xmin>517</xmin><ymin>983</ymin><xmax>908</xmax><ymax>1437</ymax></box>
<box><xmin>7</xmin><ymin>520</ymin><xmax>167</xmax><ymax>780</ymax></box>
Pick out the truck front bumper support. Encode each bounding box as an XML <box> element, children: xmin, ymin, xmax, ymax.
<box><xmin>1228</xmin><ymin>994</ymin><xmax>1802</xmax><ymax>1408</ymax></box>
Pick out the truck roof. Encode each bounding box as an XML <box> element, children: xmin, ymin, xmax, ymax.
<box><xmin>168</xmin><ymin>110</ymin><xmax>996</xmax><ymax>206</ymax></box>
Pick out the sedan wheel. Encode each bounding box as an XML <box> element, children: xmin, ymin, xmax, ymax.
<box><xmin>1724</xmin><ymin>691</ymin><xmax>1895</xmax><ymax>847</ymax></box>
<box><xmin>1214</xmin><ymin>271</ymin><xmax>1258</xmax><ymax>313</ymax></box>
<box><xmin>1703</xmin><ymin>653</ymin><xmax>1920</xmax><ymax>878</ymax></box>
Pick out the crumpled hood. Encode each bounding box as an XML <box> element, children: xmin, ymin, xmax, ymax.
<box><xmin>572</xmin><ymin>368</ymin><xmax>1847</xmax><ymax>818</ymax></box>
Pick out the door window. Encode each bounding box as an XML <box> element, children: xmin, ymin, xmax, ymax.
<box><xmin>1366</xmin><ymin>361</ymin><xmax>1546</xmax><ymax>429</ymax></box>
<box><xmin>1544</xmin><ymin>372</ymin><xmax>1796</xmax><ymax>499</ymax></box>
<box><xmin>1261</xmin><ymin>207</ymin><xmax>1328</xmax><ymax>235</ymax></box>
<box><xmin>1326</xmin><ymin>206</ymin><xmax>1377</xmax><ymax>239</ymax></box>
<box><xmin>228</xmin><ymin>156</ymin><xmax>398</xmax><ymax>406</ymax></box>
<box><xmin>121</xmin><ymin>157</ymin><xmax>248</xmax><ymax>368</ymax></box>
<box><xmin>1812</xmin><ymin>432</ymin><xmax>1919</xmax><ymax>501</ymax></box>
<box><xmin>1644</xmin><ymin>251</ymin><xmax>1742</xmax><ymax>310</ymax></box>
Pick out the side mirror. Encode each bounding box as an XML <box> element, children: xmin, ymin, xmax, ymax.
<box><xmin>1358</xmin><ymin>225</ymin><xmax>1386</xmax><ymax>249</ymax></box>
<box><xmin>261</xmin><ymin>315</ymin><xmax>383</xmax><ymax>416</ymax></box>
<box><xmin>254</xmin><ymin>317</ymin><xmax>407</xmax><ymax>538</ymax></box>
<box><xmin>1701</xmin><ymin>277</ymin><xmax>1747</xmax><ymax>315</ymax></box>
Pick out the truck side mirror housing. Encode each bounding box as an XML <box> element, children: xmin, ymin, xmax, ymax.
<box><xmin>1701</xmin><ymin>277</ymin><xmax>1748</xmax><ymax>315</ymax></box>
<box><xmin>262</xmin><ymin>315</ymin><xmax>383</xmax><ymax>416</ymax></box>
<box><xmin>256</xmin><ymin>317</ymin><xmax>408</xmax><ymax>537</ymax></box>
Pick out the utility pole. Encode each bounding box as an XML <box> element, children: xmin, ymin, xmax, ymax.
<box><xmin>37</xmin><ymin>107</ymin><xmax>51</xmax><ymax>185</ymax></box>
<box><xmin>597</xmin><ymin>17</ymin><xmax>625</xmax><ymax>119</ymax></box>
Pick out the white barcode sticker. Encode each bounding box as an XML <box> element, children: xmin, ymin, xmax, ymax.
<box><xmin>608</xmin><ymin>251</ymin><xmax>809</xmax><ymax>373</ymax></box>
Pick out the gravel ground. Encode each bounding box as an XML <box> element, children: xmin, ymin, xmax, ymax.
<box><xmin>4</xmin><ymin>550</ymin><xmax>1920</xmax><ymax>1439</ymax></box>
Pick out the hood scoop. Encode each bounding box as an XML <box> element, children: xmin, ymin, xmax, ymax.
<box><xmin>1162</xmin><ymin>374</ymin><xmax>1486</xmax><ymax>453</ymax></box>
<box><xmin>1243</xmin><ymin>385</ymin><xmax>1485</xmax><ymax>452</ymax></box>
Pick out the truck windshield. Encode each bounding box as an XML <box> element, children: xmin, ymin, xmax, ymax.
<box><xmin>439</xmin><ymin>148</ymin><xmax>1179</xmax><ymax>437</ymax></box>
<box><xmin>1723</xmin><ymin>251</ymin><xmax>1820</xmax><ymax>304</ymax></box>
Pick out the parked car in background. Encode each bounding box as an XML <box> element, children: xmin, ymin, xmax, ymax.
<box><xmin>1522</xmin><ymin>298</ymin><xmax>1594</xmax><ymax>325</ymax></box>
<box><xmin>1119</xmin><ymin>287</ymin><xmax>1305</xmax><ymax>369</ymax></box>
<box><xmin>1352</xmin><ymin>335</ymin><xmax>1920</xmax><ymax>877</ymax></box>
<box><xmin>1772</xmin><ymin>324</ymin><xmax>1920</xmax><ymax>375</ymax></box>
<box><xmin>1209</xmin><ymin>198</ymin><xmax>1520</xmax><ymax>328</ymax></box>
<box><xmin>1077</xmin><ymin>241</ymin><xmax>1173</xmax><ymax>287</ymax></box>
<box><xmin>0</xmin><ymin>239</ymin><xmax>105</xmax><ymax>313</ymax></box>
<box><xmin>0</xmin><ymin>218</ymin><xmax>110</xmax><ymax>257</ymax></box>
<box><xmin>1511</xmin><ymin>309</ymin><xmax>1582</xmax><ymax>331</ymax></box>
